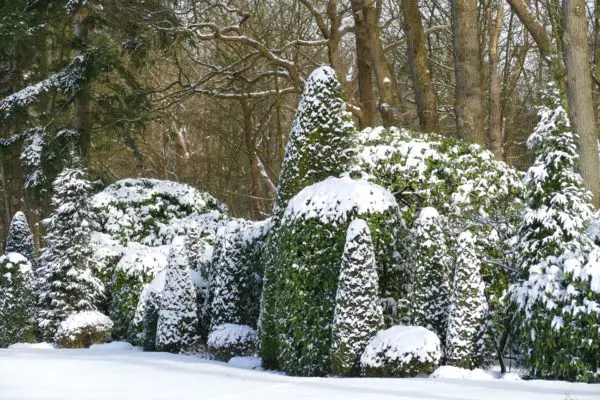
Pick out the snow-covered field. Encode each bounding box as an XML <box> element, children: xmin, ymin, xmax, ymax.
<box><xmin>1</xmin><ymin>344</ymin><xmax>598</xmax><ymax>400</ymax></box>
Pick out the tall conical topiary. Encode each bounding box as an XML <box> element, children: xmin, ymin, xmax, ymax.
<box><xmin>5</xmin><ymin>212</ymin><xmax>36</xmax><ymax>270</ymax></box>
<box><xmin>406</xmin><ymin>207</ymin><xmax>452</xmax><ymax>342</ymax></box>
<box><xmin>446</xmin><ymin>232</ymin><xmax>488</xmax><ymax>369</ymax></box>
<box><xmin>37</xmin><ymin>163</ymin><xmax>103</xmax><ymax>341</ymax></box>
<box><xmin>511</xmin><ymin>89</ymin><xmax>600</xmax><ymax>381</ymax></box>
<box><xmin>0</xmin><ymin>253</ymin><xmax>37</xmax><ymax>347</ymax></box>
<box><xmin>330</xmin><ymin>219</ymin><xmax>383</xmax><ymax>376</ymax></box>
<box><xmin>156</xmin><ymin>236</ymin><xmax>198</xmax><ymax>353</ymax></box>
<box><xmin>272</xmin><ymin>66</ymin><xmax>356</xmax><ymax>216</ymax></box>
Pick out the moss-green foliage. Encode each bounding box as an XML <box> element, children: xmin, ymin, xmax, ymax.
<box><xmin>273</xmin><ymin>66</ymin><xmax>356</xmax><ymax>216</ymax></box>
<box><xmin>0</xmin><ymin>253</ymin><xmax>36</xmax><ymax>347</ymax></box>
<box><xmin>361</xmin><ymin>355</ymin><xmax>438</xmax><ymax>378</ymax></box>
<box><xmin>330</xmin><ymin>220</ymin><xmax>383</xmax><ymax>377</ymax></box>
<box><xmin>260</xmin><ymin>179</ymin><xmax>400</xmax><ymax>376</ymax></box>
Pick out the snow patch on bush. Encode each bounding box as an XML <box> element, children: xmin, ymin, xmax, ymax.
<box><xmin>282</xmin><ymin>177</ymin><xmax>398</xmax><ymax>224</ymax></box>
<box><xmin>360</xmin><ymin>326</ymin><xmax>441</xmax><ymax>377</ymax></box>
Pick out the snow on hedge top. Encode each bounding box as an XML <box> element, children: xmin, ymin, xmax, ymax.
<box><xmin>91</xmin><ymin>178</ymin><xmax>227</xmax><ymax>246</ymax></box>
<box><xmin>360</xmin><ymin>325</ymin><xmax>441</xmax><ymax>368</ymax></box>
<box><xmin>207</xmin><ymin>323</ymin><xmax>258</xmax><ymax>349</ymax></box>
<box><xmin>55</xmin><ymin>311</ymin><xmax>113</xmax><ymax>340</ymax></box>
<box><xmin>282</xmin><ymin>177</ymin><xmax>398</xmax><ymax>224</ymax></box>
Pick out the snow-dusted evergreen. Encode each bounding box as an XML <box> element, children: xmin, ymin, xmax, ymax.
<box><xmin>360</xmin><ymin>325</ymin><xmax>442</xmax><ymax>377</ymax></box>
<box><xmin>0</xmin><ymin>253</ymin><xmax>37</xmax><ymax>347</ymax></box>
<box><xmin>405</xmin><ymin>207</ymin><xmax>451</xmax><ymax>342</ymax></box>
<box><xmin>445</xmin><ymin>232</ymin><xmax>488</xmax><ymax>369</ymax></box>
<box><xmin>330</xmin><ymin>219</ymin><xmax>383</xmax><ymax>376</ymax></box>
<box><xmin>5</xmin><ymin>211</ymin><xmax>36</xmax><ymax>269</ymax></box>
<box><xmin>54</xmin><ymin>310</ymin><xmax>113</xmax><ymax>348</ymax></box>
<box><xmin>272</xmin><ymin>66</ymin><xmax>356</xmax><ymax>215</ymax></box>
<box><xmin>207</xmin><ymin>323</ymin><xmax>258</xmax><ymax>361</ymax></box>
<box><xmin>514</xmin><ymin>91</ymin><xmax>593</xmax><ymax>269</ymax></box>
<box><xmin>511</xmin><ymin>90</ymin><xmax>600</xmax><ymax>381</ymax></box>
<box><xmin>155</xmin><ymin>237</ymin><xmax>198</xmax><ymax>353</ymax></box>
<box><xmin>37</xmin><ymin>163</ymin><xmax>103</xmax><ymax>341</ymax></box>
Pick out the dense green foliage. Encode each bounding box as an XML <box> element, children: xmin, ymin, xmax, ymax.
<box><xmin>0</xmin><ymin>253</ymin><xmax>36</xmax><ymax>347</ymax></box>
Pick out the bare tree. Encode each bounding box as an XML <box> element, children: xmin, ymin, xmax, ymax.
<box><xmin>402</xmin><ymin>0</ymin><xmax>439</xmax><ymax>132</ymax></box>
<box><xmin>488</xmin><ymin>4</ymin><xmax>504</xmax><ymax>159</ymax></box>
<box><xmin>563</xmin><ymin>0</ymin><xmax>600</xmax><ymax>207</ymax></box>
<box><xmin>451</xmin><ymin>0</ymin><xmax>486</xmax><ymax>145</ymax></box>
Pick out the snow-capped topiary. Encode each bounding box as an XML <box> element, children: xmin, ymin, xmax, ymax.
<box><xmin>330</xmin><ymin>219</ymin><xmax>383</xmax><ymax>376</ymax></box>
<box><xmin>54</xmin><ymin>311</ymin><xmax>113</xmax><ymax>348</ymax></box>
<box><xmin>446</xmin><ymin>232</ymin><xmax>489</xmax><ymax>369</ymax></box>
<box><xmin>260</xmin><ymin>177</ymin><xmax>401</xmax><ymax>376</ymax></box>
<box><xmin>208</xmin><ymin>219</ymin><xmax>270</xmax><ymax>332</ymax></box>
<box><xmin>0</xmin><ymin>253</ymin><xmax>36</xmax><ymax>347</ymax></box>
<box><xmin>155</xmin><ymin>237</ymin><xmax>199</xmax><ymax>353</ymax></box>
<box><xmin>91</xmin><ymin>178</ymin><xmax>227</xmax><ymax>247</ymax></box>
<box><xmin>207</xmin><ymin>323</ymin><xmax>258</xmax><ymax>361</ymax></box>
<box><xmin>405</xmin><ymin>207</ymin><xmax>452</xmax><ymax>342</ymax></box>
<box><xmin>272</xmin><ymin>66</ymin><xmax>356</xmax><ymax>216</ymax></box>
<box><xmin>5</xmin><ymin>212</ymin><xmax>36</xmax><ymax>270</ymax></box>
<box><xmin>360</xmin><ymin>325</ymin><xmax>442</xmax><ymax>377</ymax></box>
<box><xmin>37</xmin><ymin>164</ymin><xmax>104</xmax><ymax>341</ymax></box>
<box><xmin>511</xmin><ymin>90</ymin><xmax>600</xmax><ymax>381</ymax></box>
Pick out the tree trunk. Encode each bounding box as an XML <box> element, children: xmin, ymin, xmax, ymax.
<box><xmin>451</xmin><ymin>0</ymin><xmax>486</xmax><ymax>146</ymax></box>
<box><xmin>351</xmin><ymin>0</ymin><xmax>377</xmax><ymax>128</ymax></box>
<box><xmin>402</xmin><ymin>0</ymin><xmax>439</xmax><ymax>132</ymax></box>
<box><xmin>563</xmin><ymin>0</ymin><xmax>600</xmax><ymax>207</ymax></box>
<box><xmin>488</xmin><ymin>5</ymin><xmax>504</xmax><ymax>159</ymax></box>
<box><xmin>73</xmin><ymin>5</ymin><xmax>91</xmax><ymax>161</ymax></box>
<box><xmin>241</xmin><ymin>100</ymin><xmax>262</xmax><ymax>219</ymax></box>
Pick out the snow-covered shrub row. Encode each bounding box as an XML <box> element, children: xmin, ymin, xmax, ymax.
<box><xmin>207</xmin><ymin>323</ymin><xmax>258</xmax><ymax>361</ymax></box>
<box><xmin>0</xmin><ymin>253</ymin><xmax>36</xmax><ymax>347</ymax></box>
<box><xmin>91</xmin><ymin>178</ymin><xmax>227</xmax><ymax>247</ymax></box>
<box><xmin>260</xmin><ymin>177</ymin><xmax>401</xmax><ymax>376</ymax></box>
<box><xmin>356</xmin><ymin>126</ymin><xmax>524</xmax><ymax>363</ymax></box>
<box><xmin>360</xmin><ymin>326</ymin><xmax>442</xmax><ymax>377</ymax></box>
<box><xmin>330</xmin><ymin>219</ymin><xmax>383</xmax><ymax>376</ymax></box>
<box><xmin>208</xmin><ymin>219</ymin><xmax>271</xmax><ymax>332</ymax></box>
<box><xmin>54</xmin><ymin>311</ymin><xmax>113</xmax><ymax>349</ymax></box>
<box><xmin>272</xmin><ymin>66</ymin><xmax>356</xmax><ymax>216</ymax></box>
<box><xmin>511</xmin><ymin>91</ymin><xmax>600</xmax><ymax>382</ymax></box>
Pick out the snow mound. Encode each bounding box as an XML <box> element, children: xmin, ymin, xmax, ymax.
<box><xmin>282</xmin><ymin>177</ymin><xmax>398</xmax><ymax>224</ymax></box>
<box><xmin>8</xmin><ymin>342</ymin><xmax>55</xmax><ymax>350</ymax></box>
<box><xmin>207</xmin><ymin>324</ymin><xmax>257</xmax><ymax>349</ymax></box>
<box><xmin>361</xmin><ymin>326</ymin><xmax>441</xmax><ymax>368</ymax></box>
<box><xmin>88</xmin><ymin>342</ymin><xmax>140</xmax><ymax>352</ymax></box>
<box><xmin>55</xmin><ymin>311</ymin><xmax>114</xmax><ymax>346</ymax></box>
<box><xmin>228</xmin><ymin>356</ymin><xmax>263</xmax><ymax>370</ymax></box>
<box><xmin>430</xmin><ymin>366</ymin><xmax>495</xmax><ymax>380</ymax></box>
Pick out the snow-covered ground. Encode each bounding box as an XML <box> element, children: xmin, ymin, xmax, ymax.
<box><xmin>1</xmin><ymin>345</ymin><xmax>599</xmax><ymax>400</ymax></box>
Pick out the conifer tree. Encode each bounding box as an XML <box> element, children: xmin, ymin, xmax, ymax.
<box><xmin>406</xmin><ymin>207</ymin><xmax>451</xmax><ymax>342</ymax></box>
<box><xmin>512</xmin><ymin>89</ymin><xmax>599</xmax><ymax>380</ymax></box>
<box><xmin>156</xmin><ymin>236</ymin><xmax>198</xmax><ymax>353</ymax></box>
<box><xmin>37</xmin><ymin>162</ymin><xmax>103</xmax><ymax>341</ymax></box>
<box><xmin>446</xmin><ymin>231</ymin><xmax>488</xmax><ymax>369</ymax></box>
<box><xmin>5</xmin><ymin>211</ymin><xmax>36</xmax><ymax>270</ymax></box>
<box><xmin>272</xmin><ymin>66</ymin><xmax>356</xmax><ymax>215</ymax></box>
<box><xmin>0</xmin><ymin>253</ymin><xmax>36</xmax><ymax>347</ymax></box>
<box><xmin>330</xmin><ymin>219</ymin><xmax>383</xmax><ymax>376</ymax></box>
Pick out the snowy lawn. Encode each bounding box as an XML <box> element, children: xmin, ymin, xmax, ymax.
<box><xmin>1</xmin><ymin>345</ymin><xmax>599</xmax><ymax>400</ymax></box>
